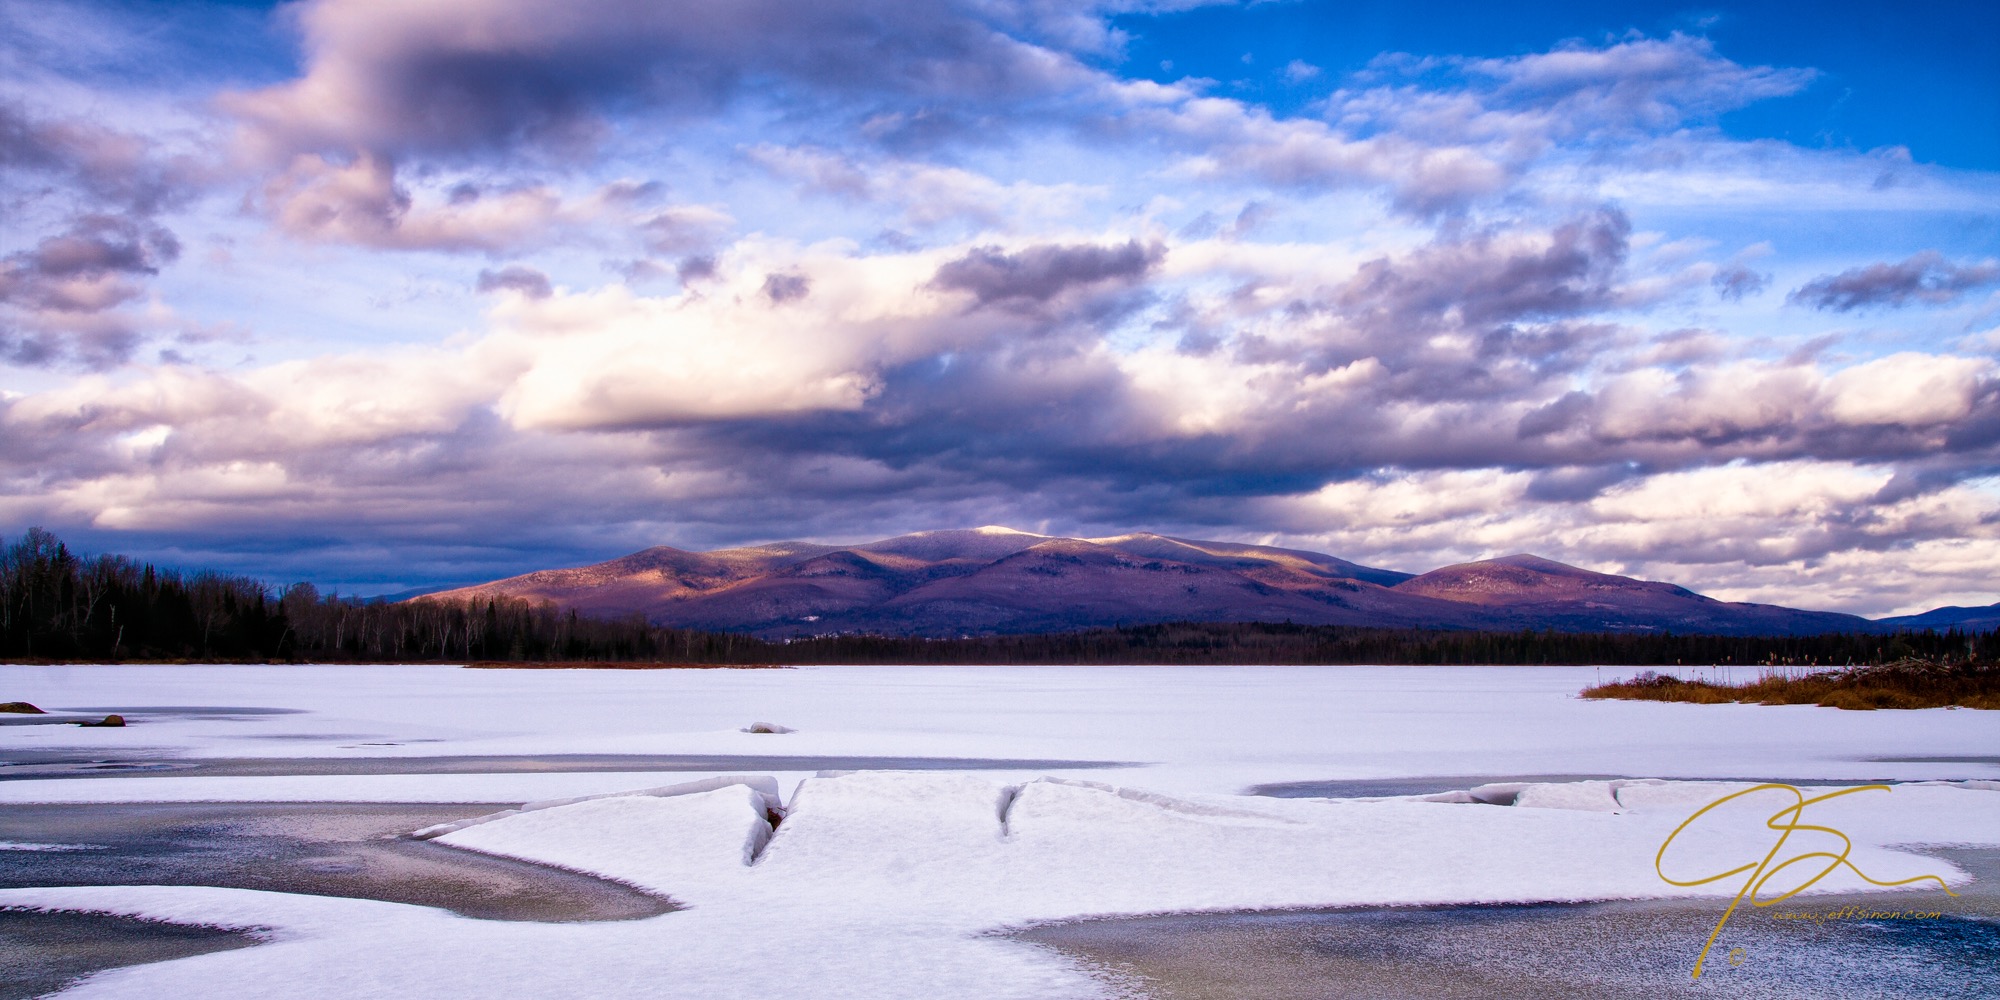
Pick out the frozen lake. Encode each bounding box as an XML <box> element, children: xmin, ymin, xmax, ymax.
<box><xmin>2</xmin><ymin>663</ymin><xmax>1996</xmax><ymax>998</ymax></box>
<box><xmin>5</xmin><ymin>663</ymin><xmax>1998</xmax><ymax>800</ymax></box>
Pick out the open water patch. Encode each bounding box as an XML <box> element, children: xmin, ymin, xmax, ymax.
<box><xmin>55</xmin><ymin>706</ymin><xmax>305</xmax><ymax>717</ymax></box>
<box><xmin>1247</xmin><ymin>774</ymin><xmax>1921</xmax><ymax>801</ymax></box>
<box><xmin>0</xmin><ymin>751</ymin><xmax>1137</xmax><ymax>781</ymax></box>
<box><xmin>1247</xmin><ymin>775</ymin><xmax>1625</xmax><ymax>799</ymax></box>
<box><xmin>0</xmin><ymin>909</ymin><xmax>259</xmax><ymax>1000</ymax></box>
<box><xmin>0</xmin><ymin>802</ymin><xmax>674</xmax><ymax>922</ymax></box>
<box><xmin>1021</xmin><ymin>848</ymin><xmax>2000</xmax><ymax>999</ymax></box>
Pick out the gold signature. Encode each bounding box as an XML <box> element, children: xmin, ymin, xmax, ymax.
<box><xmin>1654</xmin><ymin>782</ymin><xmax>1957</xmax><ymax>980</ymax></box>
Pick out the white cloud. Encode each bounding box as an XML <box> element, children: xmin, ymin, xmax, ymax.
<box><xmin>747</xmin><ymin>144</ymin><xmax>1102</xmax><ymax>229</ymax></box>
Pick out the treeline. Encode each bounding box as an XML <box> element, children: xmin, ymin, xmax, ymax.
<box><xmin>0</xmin><ymin>528</ymin><xmax>671</xmax><ymax>662</ymax></box>
<box><xmin>722</xmin><ymin>621</ymin><xmax>1998</xmax><ymax>667</ymax></box>
<box><xmin>4</xmin><ymin>528</ymin><xmax>1995</xmax><ymax>666</ymax></box>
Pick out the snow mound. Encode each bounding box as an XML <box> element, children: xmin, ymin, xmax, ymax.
<box><xmin>437</xmin><ymin>784</ymin><xmax>775</xmax><ymax>896</ymax></box>
<box><xmin>1513</xmin><ymin>780</ymin><xmax>1622</xmax><ymax>811</ymax></box>
<box><xmin>1019</xmin><ymin>777</ymin><xmax>1300</xmax><ymax>827</ymax></box>
<box><xmin>1944</xmin><ymin>779</ymin><xmax>2000</xmax><ymax>792</ymax></box>
<box><xmin>1419</xmin><ymin>789</ymin><xmax>1481</xmax><ymax>804</ymax></box>
<box><xmin>760</xmin><ymin>772</ymin><xmax>1013</xmax><ymax>878</ymax></box>
<box><xmin>413</xmin><ymin>775</ymin><xmax>781</xmax><ymax>839</ymax></box>
<box><xmin>1468</xmin><ymin>782</ymin><xmax>1532</xmax><ymax>805</ymax></box>
<box><xmin>1611</xmin><ymin>780</ymin><xmax>1763</xmax><ymax>811</ymax></box>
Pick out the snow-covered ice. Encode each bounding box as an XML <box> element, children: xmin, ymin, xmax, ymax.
<box><xmin>2</xmin><ymin>663</ymin><xmax>1997</xmax><ymax>998</ymax></box>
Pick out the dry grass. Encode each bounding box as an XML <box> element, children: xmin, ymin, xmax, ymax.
<box><xmin>1581</xmin><ymin>658</ymin><xmax>2000</xmax><ymax>710</ymax></box>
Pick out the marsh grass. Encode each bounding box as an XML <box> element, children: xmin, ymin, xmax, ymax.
<box><xmin>1581</xmin><ymin>658</ymin><xmax>2000</xmax><ymax>710</ymax></box>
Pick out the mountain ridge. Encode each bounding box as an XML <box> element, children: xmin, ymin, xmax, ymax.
<box><xmin>423</xmin><ymin>527</ymin><xmax>1930</xmax><ymax>638</ymax></box>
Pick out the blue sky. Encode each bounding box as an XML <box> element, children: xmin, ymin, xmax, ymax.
<box><xmin>1117</xmin><ymin>1</ymin><xmax>2000</xmax><ymax>169</ymax></box>
<box><xmin>2</xmin><ymin>0</ymin><xmax>1998</xmax><ymax>616</ymax></box>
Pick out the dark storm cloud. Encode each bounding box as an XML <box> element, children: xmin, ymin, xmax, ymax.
<box><xmin>475</xmin><ymin>265</ymin><xmax>553</xmax><ymax>298</ymax></box>
<box><xmin>1788</xmin><ymin>251</ymin><xmax>2000</xmax><ymax>311</ymax></box>
<box><xmin>226</xmin><ymin>0</ymin><xmax>1104</xmax><ymax>161</ymax></box>
<box><xmin>931</xmin><ymin>239</ymin><xmax>1163</xmax><ymax>308</ymax></box>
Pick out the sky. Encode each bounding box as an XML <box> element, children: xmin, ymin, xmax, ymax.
<box><xmin>2</xmin><ymin>0</ymin><xmax>1998</xmax><ymax>616</ymax></box>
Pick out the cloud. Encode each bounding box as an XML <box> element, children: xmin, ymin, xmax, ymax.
<box><xmin>930</xmin><ymin>239</ymin><xmax>1162</xmax><ymax>307</ymax></box>
<box><xmin>0</xmin><ymin>101</ymin><xmax>209</xmax><ymax>369</ymax></box>
<box><xmin>1154</xmin><ymin>98</ymin><xmax>1513</xmax><ymax>215</ymax></box>
<box><xmin>1462</xmin><ymin>33</ymin><xmax>1812</xmax><ymax>134</ymax></box>
<box><xmin>761</xmin><ymin>272</ymin><xmax>811</xmax><ymax>303</ymax></box>
<box><xmin>1566</xmin><ymin>354</ymin><xmax>1997</xmax><ymax>465</ymax></box>
<box><xmin>1282</xmin><ymin>60</ymin><xmax>1321</xmax><ymax>84</ymax></box>
<box><xmin>256</xmin><ymin>151</ymin><xmax>686</xmax><ymax>253</ymax></box>
<box><xmin>1522</xmin><ymin>464</ymin><xmax>1643</xmax><ymax>502</ymax></box>
<box><xmin>0</xmin><ymin>215</ymin><xmax>180</xmax><ymax>312</ymax></box>
<box><xmin>676</xmin><ymin>255</ymin><xmax>719</xmax><ymax>283</ymax></box>
<box><xmin>1265</xmin><ymin>460</ymin><xmax>2000</xmax><ymax>615</ymax></box>
<box><xmin>1788</xmin><ymin>251</ymin><xmax>2000</xmax><ymax>311</ymax></box>
<box><xmin>223</xmin><ymin>0</ymin><xmax>1103</xmax><ymax>162</ymax></box>
<box><xmin>0</xmin><ymin>102</ymin><xmax>196</xmax><ymax>214</ymax></box>
<box><xmin>1337</xmin><ymin>209</ymin><xmax>1632</xmax><ymax>328</ymax></box>
<box><xmin>476</xmin><ymin>265</ymin><xmax>553</xmax><ymax>298</ymax></box>
<box><xmin>1710</xmin><ymin>264</ymin><xmax>1768</xmax><ymax>301</ymax></box>
<box><xmin>1142</xmin><ymin>34</ymin><xmax>1811</xmax><ymax>216</ymax></box>
<box><xmin>747</xmin><ymin>144</ymin><xmax>1099</xmax><ymax>229</ymax></box>
<box><xmin>638</xmin><ymin>204</ymin><xmax>735</xmax><ymax>255</ymax></box>
<box><xmin>11</xmin><ymin>221</ymin><xmax>2000</xmax><ymax>612</ymax></box>
<box><xmin>1630</xmin><ymin>328</ymin><xmax>1728</xmax><ymax>367</ymax></box>
<box><xmin>0</xmin><ymin>214</ymin><xmax>180</xmax><ymax>369</ymax></box>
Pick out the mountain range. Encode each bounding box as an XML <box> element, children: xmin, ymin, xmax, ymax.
<box><xmin>425</xmin><ymin>526</ymin><xmax>1957</xmax><ymax>638</ymax></box>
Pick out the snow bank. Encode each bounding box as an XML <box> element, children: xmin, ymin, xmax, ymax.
<box><xmin>1513</xmin><ymin>780</ymin><xmax>1623</xmax><ymax>811</ymax></box>
<box><xmin>11</xmin><ymin>774</ymin><xmax>1995</xmax><ymax>1000</ymax></box>
<box><xmin>437</xmin><ymin>785</ymin><xmax>774</xmax><ymax>897</ymax></box>
<box><xmin>412</xmin><ymin>775</ymin><xmax>781</xmax><ymax>839</ymax></box>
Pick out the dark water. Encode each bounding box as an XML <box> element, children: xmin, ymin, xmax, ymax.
<box><xmin>1248</xmin><ymin>775</ymin><xmax>1626</xmax><ymax>799</ymax></box>
<box><xmin>0</xmin><ymin>751</ymin><xmax>1135</xmax><ymax>781</ymax></box>
<box><xmin>2</xmin><ymin>705</ymin><xmax>302</xmax><ymax>727</ymax></box>
<box><xmin>1021</xmin><ymin>848</ymin><xmax>2000</xmax><ymax>1000</ymax></box>
<box><xmin>0</xmin><ymin>801</ymin><xmax>679</xmax><ymax>997</ymax></box>
<box><xmin>54</xmin><ymin>706</ymin><xmax>305</xmax><ymax>716</ymax></box>
<box><xmin>1864</xmin><ymin>756</ymin><xmax>2000</xmax><ymax>766</ymax></box>
<box><xmin>1247</xmin><ymin>775</ymin><xmax>1925</xmax><ymax>800</ymax></box>
<box><xmin>0</xmin><ymin>909</ymin><xmax>259</xmax><ymax>1000</ymax></box>
<box><xmin>0</xmin><ymin>802</ymin><xmax>673</xmax><ymax>922</ymax></box>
